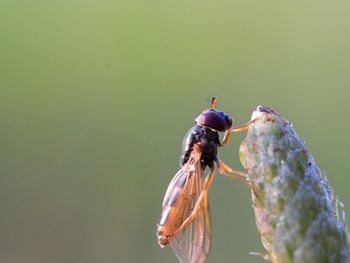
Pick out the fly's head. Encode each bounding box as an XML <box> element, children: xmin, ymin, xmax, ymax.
<box><xmin>195</xmin><ymin>97</ymin><xmax>233</xmax><ymax>132</ymax></box>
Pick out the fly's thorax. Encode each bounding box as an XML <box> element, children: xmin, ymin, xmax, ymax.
<box><xmin>180</xmin><ymin>125</ymin><xmax>220</xmax><ymax>167</ymax></box>
<box><xmin>199</xmin><ymin>127</ymin><xmax>220</xmax><ymax>168</ymax></box>
<box><xmin>180</xmin><ymin>125</ymin><xmax>203</xmax><ymax>166</ymax></box>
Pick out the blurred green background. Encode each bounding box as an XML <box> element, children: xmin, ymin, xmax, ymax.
<box><xmin>1</xmin><ymin>0</ymin><xmax>350</xmax><ymax>262</ymax></box>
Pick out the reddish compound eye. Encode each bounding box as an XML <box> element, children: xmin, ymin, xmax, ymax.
<box><xmin>195</xmin><ymin>110</ymin><xmax>232</xmax><ymax>132</ymax></box>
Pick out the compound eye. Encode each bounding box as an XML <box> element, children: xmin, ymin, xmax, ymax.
<box><xmin>196</xmin><ymin>110</ymin><xmax>227</xmax><ymax>132</ymax></box>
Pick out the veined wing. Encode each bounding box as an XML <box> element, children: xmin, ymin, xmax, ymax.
<box><xmin>161</xmin><ymin>165</ymin><xmax>191</xmax><ymax>208</ymax></box>
<box><xmin>157</xmin><ymin>158</ymin><xmax>198</xmax><ymax>247</ymax></box>
<box><xmin>170</xmin><ymin>160</ymin><xmax>211</xmax><ymax>263</ymax></box>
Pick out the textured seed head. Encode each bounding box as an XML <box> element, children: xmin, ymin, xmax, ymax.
<box><xmin>240</xmin><ymin>106</ymin><xmax>350</xmax><ymax>263</ymax></box>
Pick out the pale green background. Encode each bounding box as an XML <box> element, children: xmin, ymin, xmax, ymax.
<box><xmin>1</xmin><ymin>0</ymin><xmax>350</xmax><ymax>262</ymax></box>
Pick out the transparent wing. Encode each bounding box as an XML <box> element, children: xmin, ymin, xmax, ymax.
<box><xmin>170</xmin><ymin>160</ymin><xmax>212</xmax><ymax>263</ymax></box>
<box><xmin>158</xmin><ymin>161</ymin><xmax>197</xmax><ymax>234</ymax></box>
<box><xmin>162</xmin><ymin>166</ymin><xmax>190</xmax><ymax>208</ymax></box>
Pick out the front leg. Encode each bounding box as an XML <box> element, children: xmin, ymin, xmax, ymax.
<box><xmin>220</xmin><ymin>118</ymin><xmax>258</xmax><ymax>147</ymax></box>
<box><xmin>231</xmin><ymin>118</ymin><xmax>257</xmax><ymax>132</ymax></box>
<box><xmin>219</xmin><ymin>129</ymin><xmax>232</xmax><ymax>147</ymax></box>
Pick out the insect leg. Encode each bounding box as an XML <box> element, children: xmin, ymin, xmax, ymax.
<box><xmin>220</xmin><ymin>118</ymin><xmax>258</xmax><ymax>147</ymax></box>
<box><xmin>217</xmin><ymin>159</ymin><xmax>248</xmax><ymax>178</ymax></box>
<box><xmin>249</xmin><ymin>252</ymin><xmax>271</xmax><ymax>261</ymax></box>
<box><xmin>172</xmin><ymin>167</ymin><xmax>215</xmax><ymax>236</ymax></box>
<box><xmin>216</xmin><ymin>159</ymin><xmax>257</xmax><ymax>190</ymax></box>
<box><xmin>219</xmin><ymin>129</ymin><xmax>232</xmax><ymax>147</ymax></box>
<box><xmin>231</xmin><ymin>118</ymin><xmax>258</xmax><ymax>132</ymax></box>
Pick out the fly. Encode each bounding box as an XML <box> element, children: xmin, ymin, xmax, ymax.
<box><xmin>156</xmin><ymin>97</ymin><xmax>255</xmax><ymax>263</ymax></box>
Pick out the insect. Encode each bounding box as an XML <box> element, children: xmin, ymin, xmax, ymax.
<box><xmin>156</xmin><ymin>97</ymin><xmax>255</xmax><ymax>263</ymax></box>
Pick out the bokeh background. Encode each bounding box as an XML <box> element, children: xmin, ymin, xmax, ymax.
<box><xmin>1</xmin><ymin>0</ymin><xmax>350</xmax><ymax>262</ymax></box>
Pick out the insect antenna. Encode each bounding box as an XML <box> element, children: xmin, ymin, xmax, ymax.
<box><xmin>210</xmin><ymin>97</ymin><xmax>217</xmax><ymax>109</ymax></box>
